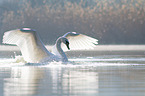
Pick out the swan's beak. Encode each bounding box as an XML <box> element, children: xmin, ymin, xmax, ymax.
<box><xmin>66</xmin><ymin>41</ymin><xmax>70</xmax><ymax>50</ymax></box>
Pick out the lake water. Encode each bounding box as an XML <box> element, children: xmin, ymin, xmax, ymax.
<box><xmin>0</xmin><ymin>46</ymin><xmax>145</xmax><ymax>96</ymax></box>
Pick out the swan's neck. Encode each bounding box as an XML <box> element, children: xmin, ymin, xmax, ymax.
<box><xmin>56</xmin><ymin>38</ymin><xmax>68</xmax><ymax>62</ymax></box>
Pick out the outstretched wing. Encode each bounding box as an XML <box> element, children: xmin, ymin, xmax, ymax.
<box><xmin>3</xmin><ymin>28</ymin><xmax>52</xmax><ymax>63</ymax></box>
<box><xmin>62</xmin><ymin>32</ymin><xmax>98</xmax><ymax>51</ymax></box>
<box><xmin>3</xmin><ymin>29</ymin><xmax>27</xmax><ymax>46</ymax></box>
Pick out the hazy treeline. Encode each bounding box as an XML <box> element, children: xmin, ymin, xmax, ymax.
<box><xmin>0</xmin><ymin>0</ymin><xmax>145</xmax><ymax>44</ymax></box>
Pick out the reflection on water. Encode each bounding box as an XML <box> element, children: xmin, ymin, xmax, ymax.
<box><xmin>0</xmin><ymin>55</ymin><xmax>145</xmax><ymax>96</ymax></box>
<box><xmin>4</xmin><ymin>67</ymin><xmax>43</xmax><ymax>96</ymax></box>
<box><xmin>1</xmin><ymin>67</ymin><xmax>99</xmax><ymax>96</ymax></box>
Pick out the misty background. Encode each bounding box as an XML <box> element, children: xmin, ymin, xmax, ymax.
<box><xmin>0</xmin><ymin>0</ymin><xmax>145</xmax><ymax>45</ymax></box>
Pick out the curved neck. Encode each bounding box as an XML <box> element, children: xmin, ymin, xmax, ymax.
<box><xmin>56</xmin><ymin>37</ymin><xmax>68</xmax><ymax>62</ymax></box>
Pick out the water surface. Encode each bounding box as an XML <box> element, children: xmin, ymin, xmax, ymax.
<box><xmin>0</xmin><ymin>50</ymin><xmax>145</xmax><ymax>96</ymax></box>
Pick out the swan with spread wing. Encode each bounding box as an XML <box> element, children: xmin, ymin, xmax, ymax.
<box><xmin>3</xmin><ymin>28</ymin><xmax>98</xmax><ymax>63</ymax></box>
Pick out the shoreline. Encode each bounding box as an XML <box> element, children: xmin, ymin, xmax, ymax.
<box><xmin>0</xmin><ymin>45</ymin><xmax>145</xmax><ymax>51</ymax></box>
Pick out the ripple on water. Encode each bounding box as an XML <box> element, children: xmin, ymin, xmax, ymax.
<box><xmin>0</xmin><ymin>56</ymin><xmax>145</xmax><ymax>68</ymax></box>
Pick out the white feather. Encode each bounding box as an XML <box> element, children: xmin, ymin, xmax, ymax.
<box><xmin>61</xmin><ymin>32</ymin><xmax>98</xmax><ymax>51</ymax></box>
<box><xmin>3</xmin><ymin>29</ymin><xmax>55</xmax><ymax>63</ymax></box>
<box><xmin>3</xmin><ymin>29</ymin><xmax>99</xmax><ymax>63</ymax></box>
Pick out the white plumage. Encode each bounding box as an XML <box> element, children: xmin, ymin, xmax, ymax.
<box><xmin>62</xmin><ymin>32</ymin><xmax>98</xmax><ymax>51</ymax></box>
<box><xmin>3</xmin><ymin>28</ymin><xmax>56</xmax><ymax>63</ymax></box>
<box><xmin>3</xmin><ymin>28</ymin><xmax>98</xmax><ymax>63</ymax></box>
<box><xmin>52</xmin><ymin>32</ymin><xmax>98</xmax><ymax>57</ymax></box>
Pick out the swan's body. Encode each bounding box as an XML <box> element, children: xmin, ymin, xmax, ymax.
<box><xmin>3</xmin><ymin>28</ymin><xmax>98</xmax><ymax>63</ymax></box>
<box><xmin>3</xmin><ymin>28</ymin><xmax>69</xmax><ymax>63</ymax></box>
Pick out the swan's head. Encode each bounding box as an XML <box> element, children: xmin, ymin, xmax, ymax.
<box><xmin>61</xmin><ymin>37</ymin><xmax>70</xmax><ymax>50</ymax></box>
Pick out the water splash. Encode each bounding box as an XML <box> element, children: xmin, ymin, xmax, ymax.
<box><xmin>0</xmin><ymin>56</ymin><xmax>145</xmax><ymax>68</ymax></box>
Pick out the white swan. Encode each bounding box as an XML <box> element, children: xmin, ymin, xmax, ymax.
<box><xmin>3</xmin><ymin>28</ymin><xmax>98</xmax><ymax>63</ymax></box>
<box><xmin>51</xmin><ymin>32</ymin><xmax>98</xmax><ymax>59</ymax></box>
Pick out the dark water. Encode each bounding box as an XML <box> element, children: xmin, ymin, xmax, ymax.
<box><xmin>0</xmin><ymin>51</ymin><xmax>145</xmax><ymax>96</ymax></box>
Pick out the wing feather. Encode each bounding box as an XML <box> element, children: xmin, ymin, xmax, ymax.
<box><xmin>62</xmin><ymin>32</ymin><xmax>98</xmax><ymax>51</ymax></box>
<box><xmin>3</xmin><ymin>29</ymin><xmax>51</xmax><ymax>63</ymax></box>
<box><xmin>3</xmin><ymin>30</ymin><xmax>21</xmax><ymax>45</ymax></box>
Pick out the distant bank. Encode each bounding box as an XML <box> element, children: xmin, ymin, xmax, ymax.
<box><xmin>0</xmin><ymin>45</ymin><xmax>145</xmax><ymax>51</ymax></box>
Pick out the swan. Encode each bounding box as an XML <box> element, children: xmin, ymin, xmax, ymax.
<box><xmin>3</xmin><ymin>28</ymin><xmax>98</xmax><ymax>63</ymax></box>
<box><xmin>51</xmin><ymin>32</ymin><xmax>98</xmax><ymax>59</ymax></box>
